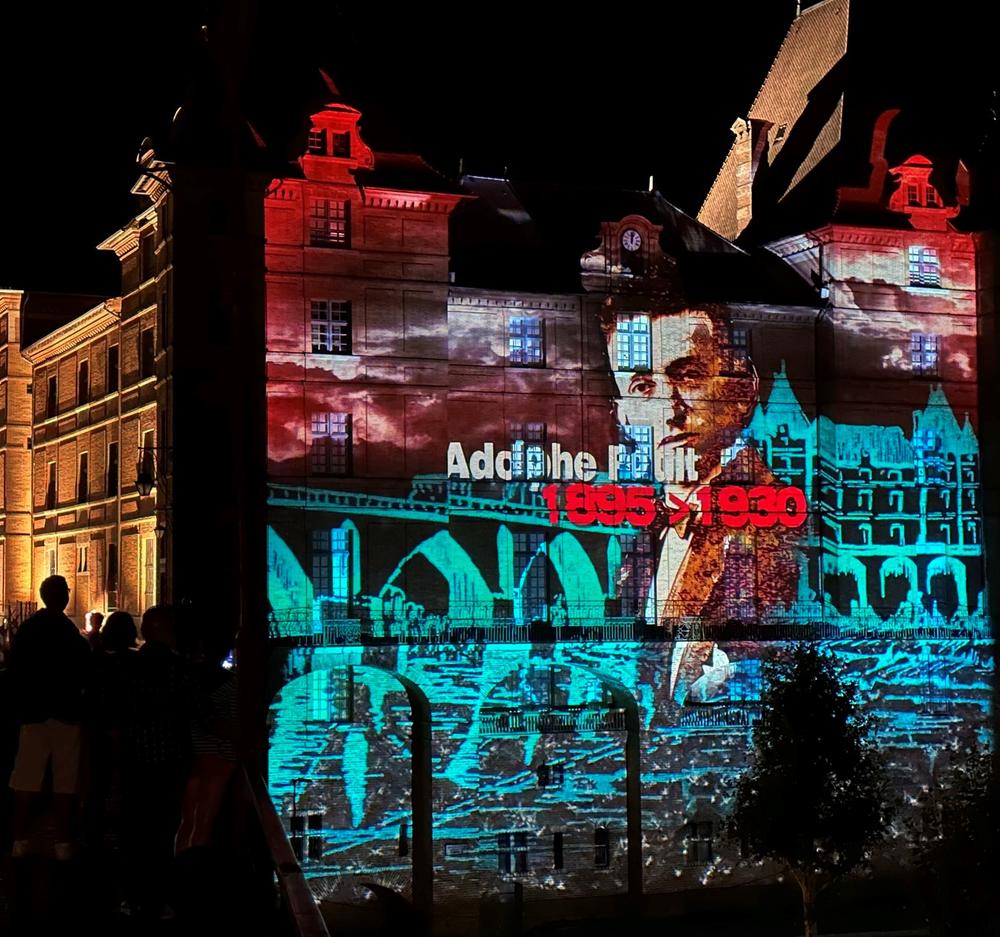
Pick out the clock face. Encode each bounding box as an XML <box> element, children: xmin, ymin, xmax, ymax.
<box><xmin>621</xmin><ymin>228</ymin><xmax>642</xmax><ymax>252</ymax></box>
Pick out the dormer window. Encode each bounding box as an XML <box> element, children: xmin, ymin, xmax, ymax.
<box><xmin>332</xmin><ymin>132</ymin><xmax>351</xmax><ymax>159</ymax></box>
<box><xmin>774</xmin><ymin>123</ymin><xmax>787</xmax><ymax>143</ymax></box>
<box><xmin>925</xmin><ymin>184</ymin><xmax>939</xmax><ymax>207</ymax></box>
<box><xmin>306</xmin><ymin>129</ymin><xmax>326</xmax><ymax>155</ymax></box>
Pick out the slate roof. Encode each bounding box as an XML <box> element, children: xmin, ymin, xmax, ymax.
<box><xmin>697</xmin><ymin>0</ymin><xmax>999</xmax><ymax>242</ymax></box>
<box><xmin>451</xmin><ymin>176</ymin><xmax>819</xmax><ymax>307</ymax></box>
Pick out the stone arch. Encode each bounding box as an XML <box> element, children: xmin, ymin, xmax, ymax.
<box><xmin>381</xmin><ymin>530</ymin><xmax>493</xmax><ymax>624</ymax></box>
<box><xmin>880</xmin><ymin>555</ymin><xmax>918</xmax><ymax>596</ymax></box>
<box><xmin>822</xmin><ymin>552</ymin><xmax>868</xmax><ymax>610</ymax></box>
<box><xmin>926</xmin><ymin>555</ymin><xmax>968</xmax><ymax>614</ymax></box>
<box><xmin>267</xmin><ymin>659</ymin><xmax>433</xmax><ymax>918</ymax></box>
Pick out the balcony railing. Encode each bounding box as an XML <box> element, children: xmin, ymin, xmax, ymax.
<box><xmin>480</xmin><ymin>705</ymin><xmax>628</xmax><ymax>735</ymax></box>
<box><xmin>268</xmin><ymin>601</ymin><xmax>989</xmax><ymax>648</ymax></box>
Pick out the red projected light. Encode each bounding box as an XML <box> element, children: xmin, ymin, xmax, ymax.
<box><xmin>541</xmin><ymin>483</ymin><xmax>807</xmax><ymax>530</ymax></box>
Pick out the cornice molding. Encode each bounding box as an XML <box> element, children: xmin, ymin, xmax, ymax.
<box><xmin>362</xmin><ymin>189</ymin><xmax>464</xmax><ymax>214</ymax></box>
<box><xmin>448</xmin><ymin>289</ymin><xmax>580</xmax><ymax>313</ymax></box>
<box><xmin>22</xmin><ymin>299</ymin><xmax>122</xmax><ymax>363</ymax></box>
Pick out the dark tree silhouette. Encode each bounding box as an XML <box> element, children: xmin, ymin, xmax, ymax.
<box><xmin>729</xmin><ymin>644</ymin><xmax>893</xmax><ymax>937</ymax></box>
<box><xmin>911</xmin><ymin>740</ymin><xmax>997</xmax><ymax>937</ymax></box>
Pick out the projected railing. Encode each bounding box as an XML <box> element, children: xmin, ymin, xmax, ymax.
<box><xmin>268</xmin><ymin>601</ymin><xmax>988</xmax><ymax>647</ymax></box>
<box><xmin>479</xmin><ymin>705</ymin><xmax>628</xmax><ymax>735</ymax></box>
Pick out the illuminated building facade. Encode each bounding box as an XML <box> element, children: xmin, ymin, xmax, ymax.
<box><xmin>0</xmin><ymin>208</ymin><xmax>164</xmax><ymax>631</ymax></box>
<box><xmin>263</xmin><ymin>4</ymin><xmax>995</xmax><ymax>929</ymax></box>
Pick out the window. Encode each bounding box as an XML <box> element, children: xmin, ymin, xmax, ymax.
<box><xmin>159</xmin><ymin>289</ymin><xmax>169</xmax><ymax>350</ymax></box>
<box><xmin>510</xmin><ymin>422</ymin><xmax>546</xmax><ymax>480</ymax></box>
<box><xmin>686</xmin><ymin>821</ymin><xmax>713</xmax><ymax>864</ymax></box>
<box><xmin>290</xmin><ymin>813</ymin><xmax>324</xmax><ymax>863</ymax></box>
<box><xmin>141</xmin><ymin>328</ymin><xmax>156</xmax><ymax>379</ymax></box>
<box><xmin>537</xmin><ymin>762</ymin><xmax>564</xmax><ymax>788</ymax></box>
<box><xmin>615</xmin><ymin>314</ymin><xmax>651</xmax><ymax>370</ymax></box>
<box><xmin>45</xmin><ymin>462</ymin><xmax>56</xmax><ymax>510</ymax></box>
<box><xmin>925</xmin><ymin>184</ymin><xmax>939</xmax><ymax>207</ymax></box>
<box><xmin>619</xmin><ymin>532</ymin><xmax>654</xmax><ymax>618</ymax></box>
<box><xmin>330</xmin><ymin>528</ymin><xmax>351</xmax><ymax>605</ymax></box>
<box><xmin>107</xmin><ymin>542</ymin><xmax>118</xmax><ymax>599</ymax></box>
<box><xmin>107</xmin><ymin>345</ymin><xmax>119</xmax><ymax>393</ymax></box>
<box><xmin>141</xmin><ymin>233</ymin><xmax>155</xmax><ymax>281</ymax></box>
<box><xmin>141</xmin><ymin>537</ymin><xmax>156</xmax><ymax>611</ymax></box>
<box><xmin>618</xmin><ymin>424</ymin><xmax>653</xmax><ymax>481</ymax></box>
<box><xmin>907</xmin><ymin>183</ymin><xmax>920</xmax><ymax>206</ymax></box>
<box><xmin>594</xmin><ymin>827</ymin><xmax>610</xmax><ymax>868</ymax></box>
<box><xmin>911</xmin><ymin>332</ymin><xmax>940</xmax><ymax>377</ymax></box>
<box><xmin>309</xmin><ymin>412</ymin><xmax>351</xmax><ymax>475</ymax></box>
<box><xmin>306</xmin><ymin>128</ymin><xmax>326</xmax><ymax>155</ymax></box>
<box><xmin>723</xmin><ymin>325</ymin><xmax>751</xmax><ymax>374</ymax></box>
<box><xmin>309</xmin><ymin>198</ymin><xmax>349</xmax><ymax>247</ymax></box>
<box><xmin>78</xmin><ymin>545</ymin><xmax>88</xmax><ymax>573</ymax></box>
<box><xmin>46</xmin><ymin>375</ymin><xmax>57</xmax><ymax>420</ymax></box>
<box><xmin>107</xmin><ymin>442</ymin><xmax>119</xmax><ymax>496</ymax></box>
<box><xmin>774</xmin><ymin>123</ymin><xmax>787</xmax><ymax>143</ymax></box>
<box><xmin>332</xmin><ymin>132</ymin><xmax>351</xmax><ymax>158</ymax></box>
<box><xmin>311</xmin><ymin>529</ymin><xmax>331</xmax><ymax>597</ymax></box>
<box><xmin>310</xmin><ymin>300</ymin><xmax>352</xmax><ymax>354</ymax></box>
<box><xmin>908</xmin><ymin>246</ymin><xmax>940</xmax><ymax>287</ymax></box>
<box><xmin>78</xmin><ymin>361</ymin><xmax>89</xmax><ymax>405</ymax></box>
<box><xmin>514</xmin><ymin>531</ymin><xmax>547</xmax><ymax>623</ymax></box>
<box><xmin>498</xmin><ymin>832</ymin><xmax>528</xmax><ymax>873</ymax></box>
<box><xmin>77</xmin><ymin>452</ymin><xmax>89</xmax><ymax>503</ymax></box>
<box><xmin>552</xmin><ymin>832</ymin><xmax>564</xmax><ymax>871</ymax></box>
<box><xmin>508</xmin><ymin>315</ymin><xmax>544</xmax><ymax>366</ymax></box>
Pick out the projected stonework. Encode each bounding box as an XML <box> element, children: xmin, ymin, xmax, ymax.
<box><xmin>264</xmin><ymin>93</ymin><xmax>991</xmax><ymax>914</ymax></box>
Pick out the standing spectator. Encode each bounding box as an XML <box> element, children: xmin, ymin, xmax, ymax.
<box><xmin>86</xmin><ymin>612</ymin><xmax>138</xmax><ymax>838</ymax></box>
<box><xmin>120</xmin><ymin>604</ymin><xmax>191</xmax><ymax>919</ymax></box>
<box><xmin>85</xmin><ymin>610</ymin><xmax>105</xmax><ymax>652</ymax></box>
<box><xmin>7</xmin><ymin>575</ymin><xmax>91</xmax><ymax>861</ymax></box>
<box><xmin>175</xmin><ymin>626</ymin><xmax>239</xmax><ymax>854</ymax></box>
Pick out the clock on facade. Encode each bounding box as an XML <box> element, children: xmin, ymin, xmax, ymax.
<box><xmin>621</xmin><ymin>229</ymin><xmax>642</xmax><ymax>252</ymax></box>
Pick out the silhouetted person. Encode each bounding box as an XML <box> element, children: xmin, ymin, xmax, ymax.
<box><xmin>175</xmin><ymin>627</ymin><xmax>239</xmax><ymax>854</ymax></box>
<box><xmin>86</xmin><ymin>611</ymin><xmax>138</xmax><ymax>853</ymax></box>
<box><xmin>7</xmin><ymin>575</ymin><xmax>91</xmax><ymax>861</ymax></box>
<box><xmin>120</xmin><ymin>604</ymin><xmax>191</xmax><ymax>919</ymax></box>
<box><xmin>86</xmin><ymin>611</ymin><xmax>105</xmax><ymax>652</ymax></box>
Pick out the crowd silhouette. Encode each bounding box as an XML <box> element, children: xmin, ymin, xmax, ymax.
<box><xmin>1</xmin><ymin>575</ymin><xmax>240</xmax><ymax>931</ymax></box>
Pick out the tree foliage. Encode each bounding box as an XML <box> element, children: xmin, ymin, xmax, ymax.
<box><xmin>729</xmin><ymin>644</ymin><xmax>893</xmax><ymax>935</ymax></box>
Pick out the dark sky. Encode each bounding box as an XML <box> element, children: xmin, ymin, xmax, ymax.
<box><xmin>0</xmin><ymin>1</ymin><xmax>802</xmax><ymax>296</ymax></box>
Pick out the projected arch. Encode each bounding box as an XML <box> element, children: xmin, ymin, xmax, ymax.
<box><xmin>925</xmin><ymin>555</ymin><xmax>968</xmax><ymax>616</ymax></box>
<box><xmin>549</xmin><ymin>533</ymin><xmax>604</xmax><ymax>626</ymax></box>
<box><xmin>381</xmin><ymin>530</ymin><xmax>493</xmax><ymax>623</ymax></box>
<box><xmin>268</xmin><ymin>662</ymin><xmax>433</xmax><ymax>916</ymax></box>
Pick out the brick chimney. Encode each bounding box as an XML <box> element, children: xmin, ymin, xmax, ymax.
<box><xmin>731</xmin><ymin>117</ymin><xmax>772</xmax><ymax>236</ymax></box>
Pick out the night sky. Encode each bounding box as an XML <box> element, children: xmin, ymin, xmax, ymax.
<box><xmin>0</xmin><ymin>1</ymin><xmax>802</xmax><ymax>296</ymax></box>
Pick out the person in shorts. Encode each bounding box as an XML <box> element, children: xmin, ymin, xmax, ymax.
<box><xmin>7</xmin><ymin>575</ymin><xmax>91</xmax><ymax>860</ymax></box>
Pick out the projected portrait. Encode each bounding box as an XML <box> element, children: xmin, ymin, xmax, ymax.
<box><xmin>602</xmin><ymin>297</ymin><xmax>804</xmax><ymax>704</ymax></box>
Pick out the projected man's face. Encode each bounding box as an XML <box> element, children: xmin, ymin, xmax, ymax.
<box><xmin>625</xmin><ymin>309</ymin><xmax>757</xmax><ymax>482</ymax></box>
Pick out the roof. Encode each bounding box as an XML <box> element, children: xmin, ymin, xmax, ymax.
<box><xmin>697</xmin><ymin>0</ymin><xmax>999</xmax><ymax>242</ymax></box>
<box><xmin>452</xmin><ymin>176</ymin><xmax>818</xmax><ymax>306</ymax></box>
<box><xmin>698</xmin><ymin>0</ymin><xmax>850</xmax><ymax>240</ymax></box>
<box><xmin>356</xmin><ymin>152</ymin><xmax>465</xmax><ymax>196</ymax></box>
<box><xmin>19</xmin><ymin>292</ymin><xmax>108</xmax><ymax>348</ymax></box>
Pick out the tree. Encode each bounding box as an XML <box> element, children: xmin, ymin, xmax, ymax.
<box><xmin>911</xmin><ymin>740</ymin><xmax>997</xmax><ymax>937</ymax></box>
<box><xmin>729</xmin><ymin>643</ymin><xmax>893</xmax><ymax>937</ymax></box>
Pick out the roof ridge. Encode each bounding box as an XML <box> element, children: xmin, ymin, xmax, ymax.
<box><xmin>747</xmin><ymin>0</ymin><xmax>848</xmax><ymax>118</ymax></box>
